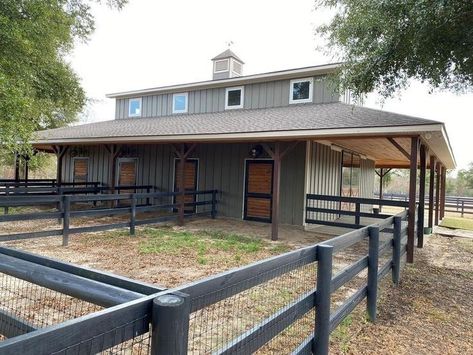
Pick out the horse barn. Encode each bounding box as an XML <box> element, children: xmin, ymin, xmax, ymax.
<box><xmin>0</xmin><ymin>50</ymin><xmax>457</xmax><ymax>354</ymax></box>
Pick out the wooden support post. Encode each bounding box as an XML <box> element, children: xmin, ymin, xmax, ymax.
<box><xmin>379</xmin><ymin>168</ymin><xmax>384</xmax><ymax>212</ymax></box>
<box><xmin>392</xmin><ymin>216</ymin><xmax>402</xmax><ymax>285</ymax></box>
<box><xmin>151</xmin><ymin>293</ymin><xmax>190</xmax><ymax>355</ymax></box>
<box><xmin>23</xmin><ymin>155</ymin><xmax>30</xmax><ymax>181</ymax></box>
<box><xmin>367</xmin><ymin>226</ymin><xmax>380</xmax><ymax>322</ymax></box>
<box><xmin>55</xmin><ymin>146</ymin><xmax>69</xmax><ymax>187</ymax></box>
<box><xmin>428</xmin><ymin>156</ymin><xmax>435</xmax><ymax>228</ymax></box>
<box><xmin>314</xmin><ymin>245</ymin><xmax>333</xmax><ymax>355</ymax></box>
<box><xmin>14</xmin><ymin>152</ymin><xmax>20</xmax><ymax>183</ymax></box>
<box><xmin>271</xmin><ymin>143</ymin><xmax>281</xmax><ymax>241</ymax></box>
<box><xmin>172</xmin><ymin>143</ymin><xmax>197</xmax><ymax>226</ymax></box>
<box><xmin>262</xmin><ymin>141</ymin><xmax>299</xmax><ymax>241</ymax></box>
<box><xmin>417</xmin><ymin>144</ymin><xmax>426</xmax><ymax>248</ymax></box>
<box><xmin>435</xmin><ymin>162</ymin><xmax>441</xmax><ymax>226</ymax></box>
<box><xmin>130</xmin><ymin>194</ymin><xmax>137</xmax><ymax>236</ymax></box>
<box><xmin>407</xmin><ymin>137</ymin><xmax>418</xmax><ymax>263</ymax></box>
<box><xmin>440</xmin><ymin>166</ymin><xmax>446</xmax><ymax>220</ymax></box>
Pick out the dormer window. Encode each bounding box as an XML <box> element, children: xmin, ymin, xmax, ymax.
<box><xmin>289</xmin><ymin>78</ymin><xmax>313</xmax><ymax>104</ymax></box>
<box><xmin>172</xmin><ymin>93</ymin><xmax>188</xmax><ymax>114</ymax></box>
<box><xmin>225</xmin><ymin>86</ymin><xmax>244</xmax><ymax>110</ymax></box>
<box><xmin>128</xmin><ymin>98</ymin><xmax>142</xmax><ymax>117</ymax></box>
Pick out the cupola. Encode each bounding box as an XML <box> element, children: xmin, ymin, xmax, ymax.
<box><xmin>211</xmin><ymin>49</ymin><xmax>244</xmax><ymax>80</ymax></box>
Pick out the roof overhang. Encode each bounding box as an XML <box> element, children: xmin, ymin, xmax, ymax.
<box><xmin>32</xmin><ymin>123</ymin><xmax>455</xmax><ymax>169</ymax></box>
<box><xmin>105</xmin><ymin>63</ymin><xmax>341</xmax><ymax>99</ymax></box>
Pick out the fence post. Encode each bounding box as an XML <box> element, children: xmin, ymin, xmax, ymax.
<box><xmin>367</xmin><ymin>226</ymin><xmax>380</xmax><ymax>322</ymax></box>
<box><xmin>392</xmin><ymin>216</ymin><xmax>402</xmax><ymax>285</ymax></box>
<box><xmin>62</xmin><ymin>195</ymin><xmax>71</xmax><ymax>246</ymax></box>
<box><xmin>355</xmin><ymin>202</ymin><xmax>361</xmax><ymax>225</ymax></box>
<box><xmin>211</xmin><ymin>190</ymin><xmax>217</xmax><ymax>219</ymax></box>
<box><xmin>461</xmin><ymin>200</ymin><xmax>464</xmax><ymax>218</ymax></box>
<box><xmin>314</xmin><ymin>244</ymin><xmax>333</xmax><ymax>355</ymax></box>
<box><xmin>151</xmin><ymin>293</ymin><xmax>190</xmax><ymax>355</ymax></box>
<box><xmin>130</xmin><ymin>193</ymin><xmax>137</xmax><ymax>236</ymax></box>
<box><xmin>4</xmin><ymin>185</ymin><xmax>9</xmax><ymax>215</ymax></box>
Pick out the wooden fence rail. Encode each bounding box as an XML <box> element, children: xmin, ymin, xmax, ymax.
<box><xmin>0</xmin><ymin>190</ymin><xmax>218</xmax><ymax>245</ymax></box>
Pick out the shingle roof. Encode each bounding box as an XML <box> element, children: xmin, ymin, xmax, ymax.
<box><xmin>211</xmin><ymin>49</ymin><xmax>244</xmax><ymax>63</ymax></box>
<box><xmin>34</xmin><ymin>103</ymin><xmax>440</xmax><ymax>143</ymax></box>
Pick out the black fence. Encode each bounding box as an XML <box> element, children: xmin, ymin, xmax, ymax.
<box><xmin>0</xmin><ymin>205</ymin><xmax>409</xmax><ymax>354</ymax></box>
<box><xmin>0</xmin><ymin>190</ymin><xmax>218</xmax><ymax>245</ymax></box>
<box><xmin>376</xmin><ymin>192</ymin><xmax>473</xmax><ymax>217</ymax></box>
<box><xmin>305</xmin><ymin>194</ymin><xmax>410</xmax><ymax>229</ymax></box>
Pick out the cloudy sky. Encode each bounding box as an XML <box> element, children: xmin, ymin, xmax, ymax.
<box><xmin>70</xmin><ymin>0</ymin><xmax>472</xmax><ymax>171</ymax></box>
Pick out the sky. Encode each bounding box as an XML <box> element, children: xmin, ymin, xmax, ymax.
<box><xmin>70</xmin><ymin>0</ymin><xmax>473</xmax><ymax>172</ymax></box>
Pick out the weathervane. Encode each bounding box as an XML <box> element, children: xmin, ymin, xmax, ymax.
<box><xmin>226</xmin><ymin>41</ymin><xmax>234</xmax><ymax>48</ymax></box>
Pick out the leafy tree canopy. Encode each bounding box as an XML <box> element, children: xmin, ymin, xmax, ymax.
<box><xmin>0</xmin><ymin>0</ymin><xmax>126</xmax><ymax>160</ymax></box>
<box><xmin>316</xmin><ymin>0</ymin><xmax>473</xmax><ymax>98</ymax></box>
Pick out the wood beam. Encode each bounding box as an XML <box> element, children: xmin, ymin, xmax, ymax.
<box><xmin>440</xmin><ymin>166</ymin><xmax>446</xmax><ymax>220</ymax></box>
<box><xmin>417</xmin><ymin>144</ymin><xmax>427</xmax><ymax>248</ymax></box>
<box><xmin>172</xmin><ymin>144</ymin><xmax>197</xmax><ymax>226</ymax></box>
<box><xmin>407</xmin><ymin>137</ymin><xmax>418</xmax><ymax>263</ymax></box>
<box><xmin>435</xmin><ymin>162</ymin><xmax>441</xmax><ymax>225</ymax></box>
<box><xmin>387</xmin><ymin>138</ymin><xmax>411</xmax><ymax>160</ymax></box>
<box><xmin>428</xmin><ymin>155</ymin><xmax>435</xmax><ymax>228</ymax></box>
<box><xmin>55</xmin><ymin>146</ymin><xmax>69</xmax><ymax>187</ymax></box>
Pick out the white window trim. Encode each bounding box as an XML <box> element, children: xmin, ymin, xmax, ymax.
<box><xmin>214</xmin><ymin>59</ymin><xmax>230</xmax><ymax>73</ymax></box>
<box><xmin>172</xmin><ymin>92</ymin><xmax>188</xmax><ymax>114</ymax></box>
<box><xmin>289</xmin><ymin>77</ymin><xmax>313</xmax><ymax>104</ymax></box>
<box><xmin>128</xmin><ymin>98</ymin><xmax>142</xmax><ymax>117</ymax></box>
<box><xmin>225</xmin><ymin>86</ymin><xmax>244</xmax><ymax>110</ymax></box>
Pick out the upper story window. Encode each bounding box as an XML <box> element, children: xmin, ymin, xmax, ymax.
<box><xmin>172</xmin><ymin>93</ymin><xmax>188</xmax><ymax>114</ymax></box>
<box><xmin>128</xmin><ymin>98</ymin><xmax>142</xmax><ymax>117</ymax></box>
<box><xmin>225</xmin><ymin>86</ymin><xmax>244</xmax><ymax>110</ymax></box>
<box><xmin>289</xmin><ymin>78</ymin><xmax>313</xmax><ymax>104</ymax></box>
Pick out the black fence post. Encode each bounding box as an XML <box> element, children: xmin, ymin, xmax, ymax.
<box><xmin>392</xmin><ymin>216</ymin><xmax>402</xmax><ymax>285</ymax></box>
<box><xmin>211</xmin><ymin>190</ymin><xmax>217</xmax><ymax>219</ymax></box>
<box><xmin>62</xmin><ymin>195</ymin><xmax>71</xmax><ymax>247</ymax></box>
<box><xmin>461</xmin><ymin>200</ymin><xmax>464</xmax><ymax>218</ymax></box>
<box><xmin>355</xmin><ymin>202</ymin><xmax>361</xmax><ymax>225</ymax></box>
<box><xmin>4</xmin><ymin>185</ymin><xmax>9</xmax><ymax>215</ymax></box>
<box><xmin>314</xmin><ymin>244</ymin><xmax>333</xmax><ymax>355</ymax></box>
<box><xmin>367</xmin><ymin>226</ymin><xmax>380</xmax><ymax>322</ymax></box>
<box><xmin>151</xmin><ymin>293</ymin><xmax>190</xmax><ymax>355</ymax></box>
<box><xmin>130</xmin><ymin>194</ymin><xmax>136</xmax><ymax>236</ymax></box>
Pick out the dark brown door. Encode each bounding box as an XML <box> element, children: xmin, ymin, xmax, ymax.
<box><xmin>73</xmin><ymin>158</ymin><xmax>88</xmax><ymax>184</ymax></box>
<box><xmin>174</xmin><ymin>159</ymin><xmax>198</xmax><ymax>213</ymax></box>
<box><xmin>117</xmin><ymin>159</ymin><xmax>137</xmax><ymax>187</ymax></box>
<box><xmin>244</xmin><ymin>160</ymin><xmax>273</xmax><ymax>223</ymax></box>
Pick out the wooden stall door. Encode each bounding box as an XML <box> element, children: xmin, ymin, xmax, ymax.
<box><xmin>174</xmin><ymin>159</ymin><xmax>198</xmax><ymax>213</ymax></box>
<box><xmin>73</xmin><ymin>158</ymin><xmax>89</xmax><ymax>184</ymax></box>
<box><xmin>244</xmin><ymin>160</ymin><xmax>273</xmax><ymax>223</ymax></box>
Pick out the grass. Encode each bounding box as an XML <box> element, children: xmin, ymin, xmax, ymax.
<box><xmin>137</xmin><ymin>227</ymin><xmax>271</xmax><ymax>264</ymax></box>
<box><xmin>440</xmin><ymin>217</ymin><xmax>473</xmax><ymax>231</ymax></box>
<box><xmin>331</xmin><ymin>315</ymin><xmax>353</xmax><ymax>353</ymax></box>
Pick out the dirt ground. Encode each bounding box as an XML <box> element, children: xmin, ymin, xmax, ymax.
<box><xmin>330</xmin><ymin>233</ymin><xmax>473</xmax><ymax>354</ymax></box>
<box><xmin>1</xmin><ymin>217</ymin><xmax>472</xmax><ymax>354</ymax></box>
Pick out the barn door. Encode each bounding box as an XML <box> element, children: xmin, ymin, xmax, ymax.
<box><xmin>117</xmin><ymin>158</ymin><xmax>137</xmax><ymax>189</ymax></box>
<box><xmin>244</xmin><ymin>160</ymin><xmax>273</xmax><ymax>223</ymax></box>
<box><xmin>73</xmin><ymin>158</ymin><xmax>89</xmax><ymax>185</ymax></box>
<box><xmin>174</xmin><ymin>159</ymin><xmax>198</xmax><ymax>213</ymax></box>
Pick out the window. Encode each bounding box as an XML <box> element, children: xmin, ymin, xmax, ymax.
<box><xmin>214</xmin><ymin>59</ymin><xmax>229</xmax><ymax>73</ymax></box>
<box><xmin>232</xmin><ymin>60</ymin><xmax>243</xmax><ymax>76</ymax></box>
<box><xmin>172</xmin><ymin>92</ymin><xmax>188</xmax><ymax>114</ymax></box>
<box><xmin>289</xmin><ymin>78</ymin><xmax>313</xmax><ymax>104</ymax></box>
<box><xmin>225</xmin><ymin>86</ymin><xmax>244</xmax><ymax>109</ymax></box>
<box><xmin>128</xmin><ymin>98</ymin><xmax>142</xmax><ymax>117</ymax></box>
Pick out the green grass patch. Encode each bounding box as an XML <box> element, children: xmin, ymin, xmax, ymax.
<box><xmin>331</xmin><ymin>315</ymin><xmax>353</xmax><ymax>353</ymax></box>
<box><xmin>440</xmin><ymin>217</ymin><xmax>473</xmax><ymax>231</ymax></box>
<box><xmin>138</xmin><ymin>227</ymin><xmax>267</xmax><ymax>263</ymax></box>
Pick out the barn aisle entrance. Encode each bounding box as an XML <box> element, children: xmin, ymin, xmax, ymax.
<box><xmin>244</xmin><ymin>160</ymin><xmax>273</xmax><ymax>223</ymax></box>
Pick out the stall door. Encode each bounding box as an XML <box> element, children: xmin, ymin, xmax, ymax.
<box><xmin>174</xmin><ymin>159</ymin><xmax>198</xmax><ymax>213</ymax></box>
<box><xmin>73</xmin><ymin>158</ymin><xmax>89</xmax><ymax>184</ymax></box>
<box><xmin>244</xmin><ymin>160</ymin><xmax>273</xmax><ymax>223</ymax></box>
<box><xmin>117</xmin><ymin>159</ymin><xmax>137</xmax><ymax>188</ymax></box>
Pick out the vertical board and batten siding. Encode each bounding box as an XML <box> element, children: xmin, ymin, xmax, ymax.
<box><xmin>305</xmin><ymin>142</ymin><xmax>376</xmax><ymax>222</ymax></box>
<box><xmin>115</xmin><ymin>76</ymin><xmax>339</xmax><ymax>119</ymax></box>
<box><xmin>61</xmin><ymin>142</ymin><xmax>306</xmax><ymax>225</ymax></box>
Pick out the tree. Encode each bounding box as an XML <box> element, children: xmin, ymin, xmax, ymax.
<box><xmin>315</xmin><ymin>0</ymin><xmax>473</xmax><ymax>98</ymax></box>
<box><xmin>457</xmin><ymin>163</ymin><xmax>473</xmax><ymax>189</ymax></box>
<box><xmin>0</xmin><ymin>0</ymin><xmax>127</xmax><ymax>162</ymax></box>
